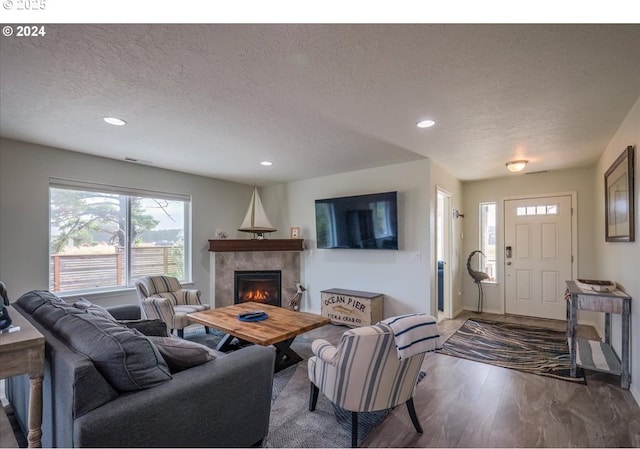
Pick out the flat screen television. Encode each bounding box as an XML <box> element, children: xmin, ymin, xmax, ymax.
<box><xmin>315</xmin><ymin>191</ymin><xmax>398</xmax><ymax>249</ymax></box>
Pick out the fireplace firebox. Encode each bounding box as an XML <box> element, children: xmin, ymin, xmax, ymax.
<box><xmin>234</xmin><ymin>270</ymin><xmax>281</xmax><ymax>307</ymax></box>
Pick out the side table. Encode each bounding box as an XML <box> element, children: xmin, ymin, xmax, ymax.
<box><xmin>565</xmin><ymin>280</ymin><xmax>631</xmax><ymax>389</ymax></box>
<box><xmin>0</xmin><ymin>306</ymin><xmax>45</xmax><ymax>447</ymax></box>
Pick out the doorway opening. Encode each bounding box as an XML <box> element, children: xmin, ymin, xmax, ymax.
<box><xmin>436</xmin><ymin>187</ymin><xmax>453</xmax><ymax>321</ymax></box>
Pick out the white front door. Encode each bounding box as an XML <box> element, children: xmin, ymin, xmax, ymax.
<box><xmin>504</xmin><ymin>195</ymin><xmax>572</xmax><ymax>320</ymax></box>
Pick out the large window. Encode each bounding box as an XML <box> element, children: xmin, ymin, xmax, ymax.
<box><xmin>479</xmin><ymin>202</ymin><xmax>496</xmax><ymax>281</ymax></box>
<box><xmin>49</xmin><ymin>179</ymin><xmax>191</xmax><ymax>293</ymax></box>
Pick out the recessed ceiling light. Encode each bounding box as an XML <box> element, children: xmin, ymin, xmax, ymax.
<box><xmin>260</xmin><ymin>161</ymin><xmax>273</xmax><ymax>166</ymax></box>
<box><xmin>416</xmin><ymin>119</ymin><xmax>436</xmax><ymax>128</ymax></box>
<box><xmin>103</xmin><ymin>116</ymin><xmax>127</xmax><ymax>126</ymax></box>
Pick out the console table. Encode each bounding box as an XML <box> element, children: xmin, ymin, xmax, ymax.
<box><xmin>0</xmin><ymin>306</ymin><xmax>45</xmax><ymax>447</ymax></box>
<box><xmin>565</xmin><ymin>280</ymin><xmax>631</xmax><ymax>389</ymax></box>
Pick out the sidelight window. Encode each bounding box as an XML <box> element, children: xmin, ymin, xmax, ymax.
<box><xmin>479</xmin><ymin>202</ymin><xmax>496</xmax><ymax>281</ymax></box>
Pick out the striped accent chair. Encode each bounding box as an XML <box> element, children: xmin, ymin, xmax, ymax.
<box><xmin>308</xmin><ymin>323</ymin><xmax>425</xmax><ymax>447</ymax></box>
<box><xmin>134</xmin><ymin>276</ymin><xmax>211</xmax><ymax>338</ymax></box>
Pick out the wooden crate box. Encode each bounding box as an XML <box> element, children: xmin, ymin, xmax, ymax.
<box><xmin>320</xmin><ymin>288</ymin><xmax>384</xmax><ymax>327</ymax></box>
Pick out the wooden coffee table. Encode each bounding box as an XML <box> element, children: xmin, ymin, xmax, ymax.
<box><xmin>187</xmin><ymin>303</ymin><xmax>330</xmax><ymax>372</ymax></box>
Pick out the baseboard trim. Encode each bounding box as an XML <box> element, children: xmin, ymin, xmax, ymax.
<box><xmin>461</xmin><ymin>306</ymin><xmax>502</xmax><ymax>315</ymax></box>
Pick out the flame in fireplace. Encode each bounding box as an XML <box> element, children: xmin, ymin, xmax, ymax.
<box><xmin>245</xmin><ymin>289</ymin><xmax>271</xmax><ymax>302</ymax></box>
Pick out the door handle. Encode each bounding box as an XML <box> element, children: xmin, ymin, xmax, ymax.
<box><xmin>507</xmin><ymin>261</ymin><xmax>512</xmax><ymax>265</ymax></box>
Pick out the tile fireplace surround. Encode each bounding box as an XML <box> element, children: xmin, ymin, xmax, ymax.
<box><xmin>208</xmin><ymin>239</ymin><xmax>303</xmax><ymax>309</ymax></box>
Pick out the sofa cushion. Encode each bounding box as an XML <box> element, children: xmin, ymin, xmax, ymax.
<box><xmin>17</xmin><ymin>290</ymin><xmax>65</xmax><ymax>314</ymax></box>
<box><xmin>119</xmin><ymin>319</ymin><xmax>168</xmax><ymax>337</ymax></box>
<box><xmin>54</xmin><ymin>314</ymin><xmax>172</xmax><ymax>391</ymax></box>
<box><xmin>17</xmin><ymin>290</ymin><xmax>172</xmax><ymax>392</ymax></box>
<box><xmin>74</xmin><ymin>297</ymin><xmax>115</xmax><ymax>321</ymax></box>
<box><xmin>148</xmin><ymin>336</ymin><xmax>217</xmax><ymax>372</ymax></box>
<box><xmin>106</xmin><ymin>304</ymin><xmax>141</xmax><ymax>321</ymax></box>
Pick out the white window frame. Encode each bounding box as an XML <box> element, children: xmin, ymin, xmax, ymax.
<box><xmin>479</xmin><ymin>202</ymin><xmax>497</xmax><ymax>283</ymax></box>
<box><xmin>49</xmin><ymin>178</ymin><xmax>191</xmax><ymax>295</ymax></box>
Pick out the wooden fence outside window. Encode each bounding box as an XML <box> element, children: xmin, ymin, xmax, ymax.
<box><xmin>50</xmin><ymin>246</ymin><xmax>183</xmax><ymax>292</ymax></box>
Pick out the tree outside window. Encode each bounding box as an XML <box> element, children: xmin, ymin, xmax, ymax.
<box><xmin>49</xmin><ymin>186</ymin><xmax>189</xmax><ymax>293</ymax></box>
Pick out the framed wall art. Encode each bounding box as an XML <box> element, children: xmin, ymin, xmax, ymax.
<box><xmin>605</xmin><ymin>145</ymin><xmax>635</xmax><ymax>242</ymax></box>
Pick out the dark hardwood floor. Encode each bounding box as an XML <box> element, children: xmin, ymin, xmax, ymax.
<box><xmin>2</xmin><ymin>311</ymin><xmax>637</xmax><ymax>447</ymax></box>
<box><xmin>303</xmin><ymin>311</ymin><xmax>640</xmax><ymax>448</ymax></box>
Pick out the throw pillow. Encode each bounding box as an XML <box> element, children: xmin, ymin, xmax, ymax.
<box><xmin>74</xmin><ymin>297</ymin><xmax>116</xmax><ymax>321</ymax></box>
<box><xmin>148</xmin><ymin>336</ymin><xmax>217</xmax><ymax>373</ymax></box>
<box><xmin>54</xmin><ymin>312</ymin><xmax>172</xmax><ymax>391</ymax></box>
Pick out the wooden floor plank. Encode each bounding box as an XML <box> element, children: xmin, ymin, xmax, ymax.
<box><xmin>0</xmin><ymin>404</ymin><xmax>19</xmax><ymax>448</ymax></box>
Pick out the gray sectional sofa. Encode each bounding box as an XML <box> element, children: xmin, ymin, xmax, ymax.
<box><xmin>6</xmin><ymin>290</ymin><xmax>276</xmax><ymax>447</ymax></box>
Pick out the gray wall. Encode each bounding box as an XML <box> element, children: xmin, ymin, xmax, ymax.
<box><xmin>593</xmin><ymin>95</ymin><xmax>640</xmax><ymax>404</ymax></box>
<box><xmin>457</xmin><ymin>94</ymin><xmax>639</xmax><ymax>404</ymax></box>
<box><xmin>262</xmin><ymin>159</ymin><xmax>439</xmax><ymax>318</ymax></box>
<box><xmin>461</xmin><ymin>167</ymin><xmax>597</xmax><ymax>315</ymax></box>
<box><xmin>0</xmin><ymin>138</ymin><xmax>253</xmax><ymax>306</ymax></box>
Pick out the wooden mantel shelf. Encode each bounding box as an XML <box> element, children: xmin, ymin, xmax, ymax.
<box><xmin>208</xmin><ymin>239</ymin><xmax>304</xmax><ymax>252</ymax></box>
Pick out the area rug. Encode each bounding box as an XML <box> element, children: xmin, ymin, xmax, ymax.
<box><xmin>186</xmin><ymin>327</ymin><xmax>423</xmax><ymax>447</ymax></box>
<box><xmin>437</xmin><ymin>318</ymin><xmax>586</xmax><ymax>383</ymax></box>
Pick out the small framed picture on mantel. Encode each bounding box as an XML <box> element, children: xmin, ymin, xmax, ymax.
<box><xmin>290</xmin><ymin>227</ymin><xmax>300</xmax><ymax>239</ymax></box>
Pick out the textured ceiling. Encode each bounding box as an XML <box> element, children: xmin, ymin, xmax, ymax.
<box><xmin>1</xmin><ymin>24</ymin><xmax>640</xmax><ymax>185</ymax></box>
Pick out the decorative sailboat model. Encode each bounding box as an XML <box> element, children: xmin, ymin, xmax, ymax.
<box><xmin>238</xmin><ymin>186</ymin><xmax>277</xmax><ymax>239</ymax></box>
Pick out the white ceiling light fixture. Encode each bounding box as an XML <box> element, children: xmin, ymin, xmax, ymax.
<box><xmin>103</xmin><ymin>116</ymin><xmax>127</xmax><ymax>126</ymax></box>
<box><xmin>416</xmin><ymin>119</ymin><xmax>436</xmax><ymax>128</ymax></box>
<box><xmin>260</xmin><ymin>161</ymin><xmax>273</xmax><ymax>166</ymax></box>
<box><xmin>506</xmin><ymin>160</ymin><xmax>528</xmax><ymax>173</ymax></box>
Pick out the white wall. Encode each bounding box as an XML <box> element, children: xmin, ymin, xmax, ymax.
<box><xmin>262</xmin><ymin>159</ymin><xmax>435</xmax><ymax>318</ymax></box>
<box><xmin>593</xmin><ymin>95</ymin><xmax>640</xmax><ymax>404</ymax></box>
<box><xmin>461</xmin><ymin>167</ymin><xmax>597</xmax><ymax>315</ymax></box>
<box><xmin>0</xmin><ymin>138</ymin><xmax>253</xmax><ymax>306</ymax></box>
